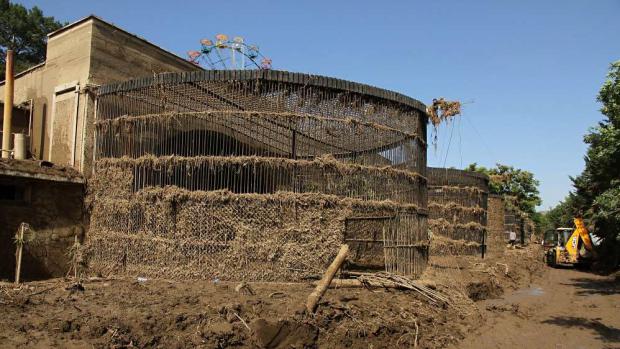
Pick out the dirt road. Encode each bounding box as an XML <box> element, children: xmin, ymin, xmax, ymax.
<box><xmin>454</xmin><ymin>267</ymin><xmax>620</xmax><ymax>349</ymax></box>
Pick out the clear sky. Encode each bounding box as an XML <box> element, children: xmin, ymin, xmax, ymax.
<box><xmin>16</xmin><ymin>0</ymin><xmax>620</xmax><ymax>209</ymax></box>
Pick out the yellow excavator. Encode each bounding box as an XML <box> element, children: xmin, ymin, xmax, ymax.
<box><xmin>543</xmin><ymin>218</ymin><xmax>595</xmax><ymax>267</ymax></box>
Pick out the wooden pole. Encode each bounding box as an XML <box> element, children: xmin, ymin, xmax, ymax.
<box><xmin>69</xmin><ymin>235</ymin><xmax>80</xmax><ymax>279</ymax></box>
<box><xmin>14</xmin><ymin>223</ymin><xmax>24</xmax><ymax>285</ymax></box>
<box><xmin>305</xmin><ymin>244</ymin><xmax>349</xmax><ymax>314</ymax></box>
<box><xmin>2</xmin><ymin>49</ymin><xmax>14</xmax><ymax>159</ymax></box>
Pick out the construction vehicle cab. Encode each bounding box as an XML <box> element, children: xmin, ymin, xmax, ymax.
<box><xmin>543</xmin><ymin>218</ymin><xmax>595</xmax><ymax>267</ymax></box>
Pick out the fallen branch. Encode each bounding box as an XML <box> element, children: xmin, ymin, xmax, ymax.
<box><xmin>268</xmin><ymin>292</ymin><xmax>286</xmax><ymax>299</ymax></box>
<box><xmin>313</xmin><ymin>278</ymin><xmax>438</xmax><ymax>290</ymax></box>
<box><xmin>26</xmin><ymin>285</ymin><xmax>60</xmax><ymax>300</ymax></box>
<box><xmin>357</xmin><ymin>272</ymin><xmax>451</xmax><ymax>307</ymax></box>
<box><xmin>233</xmin><ymin>312</ymin><xmax>251</xmax><ymax>331</ymax></box>
<box><xmin>312</xmin><ymin>278</ymin><xmax>399</xmax><ymax>289</ymax></box>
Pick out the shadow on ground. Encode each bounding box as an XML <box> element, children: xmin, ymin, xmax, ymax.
<box><xmin>541</xmin><ymin>316</ymin><xmax>620</xmax><ymax>343</ymax></box>
<box><xmin>562</xmin><ymin>276</ymin><xmax>620</xmax><ymax>296</ymax></box>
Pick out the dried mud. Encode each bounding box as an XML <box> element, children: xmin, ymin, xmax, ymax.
<box><xmin>0</xmin><ymin>245</ymin><xmax>543</xmax><ymax>348</ymax></box>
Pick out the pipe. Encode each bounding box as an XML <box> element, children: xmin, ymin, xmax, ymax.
<box><xmin>13</xmin><ymin>133</ymin><xmax>27</xmax><ymax>160</ymax></box>
<box><xmin>2</xmin><ymin>49</ymin><xmax>14</xmax><ymax>158</ymax></box>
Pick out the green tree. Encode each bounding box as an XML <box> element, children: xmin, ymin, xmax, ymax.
<box><xmin>0</xmin><ymin>0</ymin><xmax>65</xmax><ymax>80</ymax></box>
<box><xmin>544</xmin><ymin>61</ymin><xmax>620</xmax><ymax>268</ymax></box>
<box><xmin>571</xmin><ymin>61</ymin><xmax>620</xmax><ymax>267</ymax></box>
<box><xmin>465</xmin><ymin>162</ymin><xmax>542</xmax><ymax>215</ymax></box>
<box><xmin>541</xmin><ymin>196</ymin><xmax>577</xmax><ymax>232</ymax></box>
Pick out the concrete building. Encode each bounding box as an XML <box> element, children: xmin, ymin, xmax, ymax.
<box><xmin>0</xmin><ymin>15</ymin><xmax>200</xmax><ymax>176</ymax></box>
<box><xmin>0</xmin><ymin>16</ymin><xmax>201</xmax><ymax>280</ymax></box>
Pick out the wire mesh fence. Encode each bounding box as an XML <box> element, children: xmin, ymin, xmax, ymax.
<box><xmin>94</xmin><ymin>156</ymin><xmax>424</xmax><ymax>205</ymax></box>
<box><xmin>427</xmin><ymin>167</ymin><xmax>489</xmax><ymax>255</ymax></box>
<box><xmin>88</xmin><ymin>189</ymin><xmax>421</xmax><ymax>281</ymax></box>
<box><xmin>89</xmin><ymin>70</ymin><xmax>429</xmax><ymax>280</ymax></box>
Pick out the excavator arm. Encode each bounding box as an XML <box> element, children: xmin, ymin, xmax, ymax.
<box><xmin>564</xmin><ymin>218</ymin><xmax>594</xmax><ymax>263</ymax></box>
<box><xmin>546</xmin><ymin>217</ymin><xmax>595</xmax><ymax>267</ymax></box>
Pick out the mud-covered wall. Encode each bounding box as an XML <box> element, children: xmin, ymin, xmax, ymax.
<box><xmin>87</xmin><ymin>185</ymin><xmax>426</xmax><ymax>281</ymax></box>
<box><xmin>485</xmin><ymin>195</ymin><xmax>535</xmax><ymax>250</ymax></box>
<box><xmin>0</xmin><ymin>177</ymin><xmax>84</xmax><ymax>280</ymax></box>
<box><xmin>486</xmin><ymin>194</ymin><xmax>505</xmax><ymax>252</ymax></box>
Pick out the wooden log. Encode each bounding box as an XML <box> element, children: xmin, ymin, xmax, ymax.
<box><xmin>305</xmin><ymin>244</ymin><xmax>349</xmax><ymax>314</ymax></box>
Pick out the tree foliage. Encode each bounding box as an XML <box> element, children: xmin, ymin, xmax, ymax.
<box><xmin>540</xmin><ymin>196</ymin><xmax>577</xmax><ymax>232</ymax></box>
<box><xmin>545</xmin><ymin>61</ymin><xmax>620</xmax><ymax>268</ymax></box>
<box><xmin>574</xmin><ymin>61</ymin><xmax>620</xmax><ymax>264</ymax></box>
<box><xmin>465</xmin><ymin>162</ymin><xmax>542</xmax><ymax>216</ymax></box>
<box><xmin>0</xmin><ymin>0</ymin><xmax>64</xmax><ymax>79</ymax></box>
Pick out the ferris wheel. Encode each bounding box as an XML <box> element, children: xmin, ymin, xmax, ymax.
<box><xmin>187</xmin><ymin>34</ymin><xmax>272</xmax><ymax>70</ymax></box>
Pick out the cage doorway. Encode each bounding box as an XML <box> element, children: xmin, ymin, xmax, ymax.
<box><xmin>345</xmin><ymin>213</ymin><xmax>427</xmax><ymax>277</ymax></box>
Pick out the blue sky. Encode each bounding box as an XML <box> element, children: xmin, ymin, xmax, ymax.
<box><xmin>16</xmin><ymin>0</ymin><xmax>620</xmax><ymax>209</ymax></box>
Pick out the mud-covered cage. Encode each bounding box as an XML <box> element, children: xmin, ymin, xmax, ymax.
<box><xmin>88</xmin><ymin>70</ymin><xmax>429</xmax><ymax>281</ymax></box>
<box><xmin>426</xmin><ymin>167</ymin><xmax>489</xmax><ymax>256</ymax></box>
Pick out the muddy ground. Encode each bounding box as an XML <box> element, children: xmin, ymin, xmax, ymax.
<box><xmin>453</xmin><ymin>264</ymin><xmax>620</xmax><ymax>349</ymax></box>
<box><xmin>0</xmin><ymin>246</ymin><xmax>547</xmax><ymax>348</ymax></box>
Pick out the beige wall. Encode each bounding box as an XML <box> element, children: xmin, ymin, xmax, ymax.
<box><xmin>0</xmin><ymin>17</ymin><xmax>200</xmax><ymax>176</ymax></box>
<box><xmin>88</xmin><ymin>20</ymin><xmax>199</xmax><ymax>85</ymax></box>
<box><xmin>0</xmin><ymin>22</ymin><xmax>93</xmax><ymax>164</ymax></box>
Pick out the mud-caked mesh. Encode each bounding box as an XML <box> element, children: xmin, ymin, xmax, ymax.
<box><xmin>87</xmin><ymin>188</ymin><xmax>426</xmax><ymax>280</ymax></box>
<box><xmin>88</xmin><ymin>189</ymin><xmax>346</xmax><ymax>280</ymax></box>
<box><xmin>89</xmin><ymin>70</ymin><xmax>429</xmax><ymax>280</ymax></box>
<box><xmin>426</xmin><ymin>167</ymin><xmax>489</xmax><ymax>255</ymax></box>
<box><xmin>93</xmin><ymin>156</ymin><xmax>425</xmax><ymax>205</ymax></box>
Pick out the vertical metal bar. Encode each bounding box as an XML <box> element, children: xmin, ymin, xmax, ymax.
<box><xmin>2</xmin><ymin>50</ymin><xmax>14</xmax><ymax>158</ymax></box>
<box><xmin>481</xmin><ymin>229</ymin><xmax>486</xmax><ymax>259</ymax></box>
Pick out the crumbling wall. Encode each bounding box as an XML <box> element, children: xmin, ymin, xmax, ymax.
<box><xmin>427</xmin><ymin>167</ymin><xmax>489</xmax><ymax>255</ymax></box>
<box><xmin>0</xmin><ymin>177</ymin><xmax>84</xmax><ymax>280</ymax></box>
